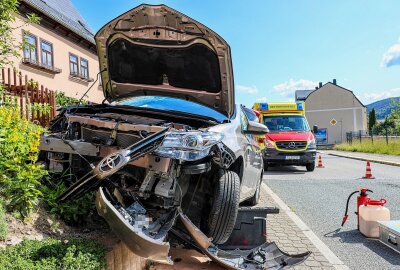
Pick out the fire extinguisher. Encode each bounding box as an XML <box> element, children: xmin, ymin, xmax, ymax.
<box><xmin>341</xmin><ymin>188</ymin><xmax>373</xmax><ymax>229</ymax></box>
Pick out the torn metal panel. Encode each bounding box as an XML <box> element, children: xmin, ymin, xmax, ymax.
<box><xmin>179</xmin><ymin>212</ymin><xmax>311</xmax><ymax>270</ymax></box>
<box><xmin>96</xmin><ymin>187</ymin><xmax>173</xmax><ymax>264</ymax></box>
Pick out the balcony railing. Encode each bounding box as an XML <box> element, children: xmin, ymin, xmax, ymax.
<box><xmin>22</xmin><ymin>58</ymin><xmax>62</xmax><ymax>74</ymax></box>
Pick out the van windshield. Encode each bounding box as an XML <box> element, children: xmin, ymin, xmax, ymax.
<box><xmin>263</xmin><ymin>115</ymin><xmax>310</xmax><ymax>132</ymax></box>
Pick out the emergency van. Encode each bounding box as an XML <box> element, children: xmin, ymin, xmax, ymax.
<box><xmin>253</xmin><ymin>102</ymin><xmax>317</xmax><ymax>171</ymax></box>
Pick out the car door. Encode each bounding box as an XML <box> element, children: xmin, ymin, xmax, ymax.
<box><xmin>239</xmin><ymin>107</ymin><xmax>261</xmax><ymax>200</ymax></box>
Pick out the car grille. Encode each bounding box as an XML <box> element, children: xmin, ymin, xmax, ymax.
<box><xmin>275</xmin><ymin>141</ymin><xmax>307</xmax><ymax>150</ymax></box>
<box><xmin>81</xmin><ymin>126</ymin><xmax>142</xmax><ymax>148</ymax></box>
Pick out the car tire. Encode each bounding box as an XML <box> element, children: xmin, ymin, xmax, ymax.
<box><xmin>247</xmin><ymin>174</ymin><xmax>262</xmax><ymax>206</ymax></box>
<box><xmin>206</xmin><ymin>169</ymin><xmax>240</xmax><ymax>244</ymax></box>
<box><xmin>306</xmin><ymin>161</ymin><xmax>315</xmax><ymax>172</ymax></box>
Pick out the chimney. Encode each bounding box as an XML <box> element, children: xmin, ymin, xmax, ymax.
<box><xmin>318</xmin><ymin>82</ymin><xmax>322</xmax><ymax>88</ymax></box>
<box><xmin>333</xmin><ymin>79</ymin><xmax>337</xmax><ymax>85</ymax></box>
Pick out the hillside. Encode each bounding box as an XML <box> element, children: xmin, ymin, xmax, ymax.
<box><xmin>367</xmin><ymin>97</ymin><xmax>400</xmax><ymax>120</ymax></box>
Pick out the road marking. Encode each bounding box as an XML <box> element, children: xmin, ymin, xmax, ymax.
<box><xmin>262</xmin><ymin>182</ymin><xmax>349</xmax><ymax>270</ymax></box>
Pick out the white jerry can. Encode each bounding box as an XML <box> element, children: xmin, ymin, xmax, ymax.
<box><xmin>359</xmin><ymin>199</ymin><xmax>390</xmax><ymax>238</ymax></box>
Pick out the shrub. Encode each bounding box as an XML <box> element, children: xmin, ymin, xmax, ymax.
<box><xmin>55</xmin><ymin>91</ymin><xmax>88</xmax><ymax>107</ymax></box>
<box><xmin>0</xmin><ymin>199</ymin><xmax>7</xmax><ymax>240</ymax></box>
<box><xmin>41</xmin><ymin>178</ymin><xmax>95</xmax><ymax>225</ymax></box>
<box><xmin>0</xmin><ymin>238</ymin><xmax>106</xmax><ymax>270</ymax></box>
<box><xmin>0</xmin><ymin>105</ymin><xmax>47</xmax><ymax>216</ymax></box>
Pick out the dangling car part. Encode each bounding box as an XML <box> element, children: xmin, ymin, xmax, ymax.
<box><xmin>39</xmin><ymin>4</ymin><xmax>311</xmax><ymax>269</ymax></box>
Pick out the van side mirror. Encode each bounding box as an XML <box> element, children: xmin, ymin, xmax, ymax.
<box><xmin>245</xmin><ymin>121</ymin><xmax>269</xmax><ymax>135</ymax></box>
<box><xmin>313</xmin><ymin>125</ymin><xmax>318</xmax><ymax>134</ymax></box>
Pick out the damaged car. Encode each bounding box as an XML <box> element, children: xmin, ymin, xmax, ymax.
<box><xmin>39</xmin><ymin>4</ymin><xmax>310</xmax><ymax>269</ymax></box>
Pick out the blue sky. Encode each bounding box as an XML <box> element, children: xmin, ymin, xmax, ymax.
<box><xmin>72</xmin><ymin>0</ymin><xmax>400</xmax><ymax>107</ymax></box>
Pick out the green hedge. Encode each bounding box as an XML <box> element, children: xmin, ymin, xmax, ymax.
<box><xmin>0</xmin><ymin>238</ymin><xmax>106</xmax><ymax>270</ymax></box>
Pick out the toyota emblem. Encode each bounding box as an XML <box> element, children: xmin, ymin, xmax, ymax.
<box><xmin>288</xmin><ymin>142</ymin><xmax>296</xmax><ymax>149</ymax></box>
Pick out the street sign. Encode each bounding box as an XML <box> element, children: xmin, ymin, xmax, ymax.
<box><xmin>330</xmin><ymin>119</ymin><xmax>337</xmax><ymax>126</ymax></box>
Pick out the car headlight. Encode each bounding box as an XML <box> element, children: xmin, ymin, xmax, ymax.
<box><xmin>155</xmin><ymin>131</ymin><xmax>223</xmax><ymax>161</ymax></box>
<box><xmin>265</xmin><ymin>139</ymin><xmax>275</xmax><ymax>149</ymax></box>
<box><xmin>308</xmin><ymin>139</ymin><xmax>316</xmax><ymax>149</ymax></box>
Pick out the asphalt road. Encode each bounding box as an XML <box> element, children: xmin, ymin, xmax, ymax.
<box><xmin>264</xmin><ymin>153</ymin><xmax>400</xmax><ymax>270</ymax></box>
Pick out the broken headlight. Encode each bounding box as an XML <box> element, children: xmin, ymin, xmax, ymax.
<box><xmin>155</xmin><ymin>131</ymin><xmax>223</xmax><ymax>161</ymax></box>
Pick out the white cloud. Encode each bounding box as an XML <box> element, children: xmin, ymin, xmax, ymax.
<box><xmin>236</xmin><ymin>85</ymin><xmax>258</xmax><ymax>94</ymax></box>
<box><xmin>273</xmin><ymin>79</ymin><xmax>318</xmax><ymax>97</ymax></box>
<box><xmin>381</xmin><ymin>43</ymin><xmax>400</xmax><ymax>67</ymax></box>
<box><xmin>256</xmin><ymin>97</ymin><xmax>268</xmax><ymax>102</ymax></box>
<box><xmin>362</xmin><ymin>88</ymin><xmax>400</xmax><ymax>104</ymax></box>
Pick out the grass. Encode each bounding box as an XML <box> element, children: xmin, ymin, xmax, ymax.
<box><xmin>335</xmin><ymin>138</ymin><xmax>400</xmax><ymax>156</ymax></box>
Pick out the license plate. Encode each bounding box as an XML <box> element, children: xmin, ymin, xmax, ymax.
<box><xmin>285</xmin><ymin>156</ymin><xmax>300</xmax><ymax>160</ymax></box>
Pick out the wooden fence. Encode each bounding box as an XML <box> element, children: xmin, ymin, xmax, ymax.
<box><xmin>1</xmin><ymin>67</ymin><xmax>56</xmax><ymax>127</ymax></box>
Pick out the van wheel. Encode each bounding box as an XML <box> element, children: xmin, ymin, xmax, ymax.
<box><xmin>306</xmin><ymin>161</ymin><xmax>315</xmax><ymax>172</ymax></box>
<box><xmin>206</xmin><ymin>170</ymin><xmax>240</xmax><ymax>244</ymax></box>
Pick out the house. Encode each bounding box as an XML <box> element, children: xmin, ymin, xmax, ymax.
<box><xmin>9</xmin><ymin>0</ymin><xmax>103</xmax><ymax>103</ymax></box>
<box><xmin>296</xmin><ymin>80</ymin><xmax>367</xmax><ymax>144</ymax></box>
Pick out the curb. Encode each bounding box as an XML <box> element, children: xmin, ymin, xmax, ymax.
<box><xmin>262</xmin><ymin>183</ymin><xmax>349</xmax><ymax>270</ymax></box>
<box><xmin>326</xmin><ymin>152</ymin><xmax>400</xmax><ymax>167</ymax></box>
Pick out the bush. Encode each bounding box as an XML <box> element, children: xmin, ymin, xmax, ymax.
<box><xmin>0</xmin><ymin>199</ymin><xmax>7</xmax><ymax>240</ymax></box>
<box><xmin>41</xmin><ymin>178</ymin><xmax>95</xmax><ymax>225</ymax></box>
<box><xmin>55</xmin><ymin>91</ymin><xmax>88</xmax><ymax>107</ymax></box>
<box><xmin>0</xmin><ymin>105</ymin><xmax>47</xmax><ymax>216</ymax></box>
<box><xmin>0</xmin><ymin>238</ymin><xmax>106</xmax><ymax>270</ymax></box>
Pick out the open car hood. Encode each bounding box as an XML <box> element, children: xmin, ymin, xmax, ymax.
<box><xmin>95</xmin><ymin>4</ymin><xmax>235</xmax><ymax>118</ymax></box>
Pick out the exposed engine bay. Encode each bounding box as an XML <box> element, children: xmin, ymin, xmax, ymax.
<box><xmin>39</xmin><ymin>105</ymin><xmax>310</xmax><ymax>269</ymax></box>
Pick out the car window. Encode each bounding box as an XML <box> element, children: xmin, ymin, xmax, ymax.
<box><xmin>116</xmin><ymin>96</ymin><xmax>228</xmax><ymax>122</ymax></box>
<box><xmin>242</xmin><ymin>107</ymin><xmax>259</xmax><ymax>122</ymax></box>
<box><xmin>263</xmin><ymin>115</ymin><xmax>310</xmax><ymax>132</ymax></box>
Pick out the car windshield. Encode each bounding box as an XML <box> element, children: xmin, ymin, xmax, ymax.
<box><xmin>116</xmin><ymin>96</ymin><xmax>228</xmax><ymax>122</ymax></box>
<box><xmin>263</xmin><ymin>115</ymin><xmax>310</xmax><ymax>132</ymax></box>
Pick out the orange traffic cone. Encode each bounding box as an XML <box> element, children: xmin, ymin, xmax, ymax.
<box><xmin>363</xmin><ymin>161</ymin><xmax>375</xmax><ymax>179</ymax></box>
<box><xmin>317</xmin><ymin>155</ymin><xmax>325</xmax><ymax>168</ymax></box>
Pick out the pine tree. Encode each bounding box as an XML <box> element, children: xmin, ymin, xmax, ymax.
<box><xmin>368</xmin><ymin>108</ymin><xmax>377</xmax><ymax>132</ymax></box>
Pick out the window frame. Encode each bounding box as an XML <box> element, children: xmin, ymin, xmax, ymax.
<box><xmin>22</xmin><ymin>31</ymin><xmax>38</xmax><ymax>63</ymax></box>
<box><xmin>79</xmin><ymin>57</ymin><xmax>89</xmax><ymax>79</ymax></box>
<box><xmin>69</xmin><ymin>53</ymin><xmax>79</xmax><ymax>76</ymax></box>
<box><xmin>40</xmin><ymin>38</ymin><xmax>54</xmax><ymax>68</ymax></box>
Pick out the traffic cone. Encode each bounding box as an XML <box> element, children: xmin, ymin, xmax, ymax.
<box><xmin>317</xmin><ymin>155</ymin><xmax>325</xmax><ymax>168</ymax></box>
<box><xmin>362</xmin><ymin>161</ymin><xmax>375</xmax><ymax>179</ymax></box>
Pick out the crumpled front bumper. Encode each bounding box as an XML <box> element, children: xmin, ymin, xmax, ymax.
<box><xmin>96</xmin><ymin>187</ymin><xmax>310</xmax><ymax>269</ymax></box>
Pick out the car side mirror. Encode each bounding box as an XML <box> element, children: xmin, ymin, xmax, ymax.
<box><xmin>313</xmin><ymin>125</ymin><xmax>318</xmax><ymax>134</ymax></box>
<box><xmin>245</xmin><ymin>121</ymin><xmax>269</xmax><ymax>135</ymax></box>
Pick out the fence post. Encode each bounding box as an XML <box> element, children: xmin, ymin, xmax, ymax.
<box><xmin>24</xmin><ymin>75</ymin><xmax>29</xmax><ymax>119</ymax></box>
<box><xmin>371</xmin><ymin>130</ymin><xmax>373</xmax><ymax>144</ymax></box>
<box><xmin>386</xmin><ymin>128</ymin><xmax>389</xmax><ymax>145</ymax></box>
<box><xmin>359</xmin><ymin>130</ymin><xmax>362</xmax><ymax>144</ymax></box>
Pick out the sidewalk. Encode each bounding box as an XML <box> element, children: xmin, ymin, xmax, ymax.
<box><xmin>261</xmin><ymin>184</ymin><xmax>347</xmax><ymax>270</ymax></box>
<box><xmin>324</xmin><ymin>150</ymin><xmax>400</xmax><ymax>166</ymax></box>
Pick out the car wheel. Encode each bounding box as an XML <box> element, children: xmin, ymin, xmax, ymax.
<box><xmin>206</xmin><ymin>169</ymin><xmax>240</xmax><ymax>244</ymax></box>
<box><xmin>306</xmin><ymin>161</ymin><xmax>315</xmax><ymax>172</ymax></box>
<box><xmin>247</xmin><ymin>174</ymin><xmax>262</xmax><ymax>206</ymax></box>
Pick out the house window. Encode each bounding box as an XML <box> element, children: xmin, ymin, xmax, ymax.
<box><xmin>80</xmin><ymin>58</ymin><xmax>89</xmax><ymax>79</ymax></box>
<box><xmin>41</xmin><ymin>40</ymin><xmax>53</xmax><ymax>68</ymax></box>
<box><xmin>23</xmin><ymin>33</ymin><xmax>37</xmax><ymax>63</ymax></box>
<box><xmin>69</xmin><ymin>53</ymin><xmax>78</xmax><ymax>75</ymax></box>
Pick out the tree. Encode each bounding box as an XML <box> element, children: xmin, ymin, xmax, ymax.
<box><xmin>368</xmin><ymin>108</ymin><xmax>377</xmax><ymax>133</ymax></box>
<box><xmin>0</xmin><ymin>0</ymin><xmax>40</xmax><ymax>68</ymax></box>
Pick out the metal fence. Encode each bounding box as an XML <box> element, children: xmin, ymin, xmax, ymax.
<box><xmin>346</xmin><ymin>130</ymin><xmax>400</xmax><ymax>145</ymax></box>
<box><xmin>1</xmin><ymin>67</ymin><xmax>57</xmax><ymax>127</ymax></box>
